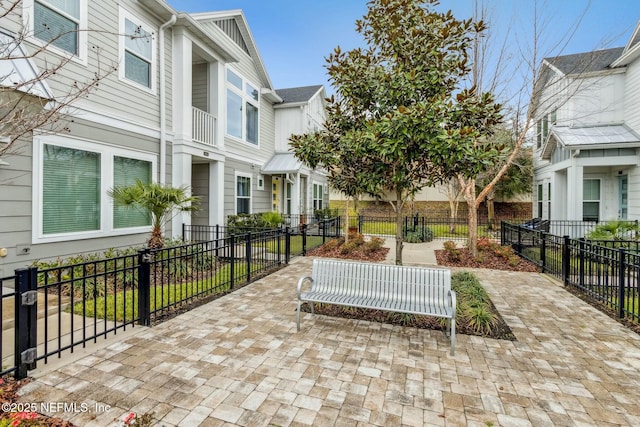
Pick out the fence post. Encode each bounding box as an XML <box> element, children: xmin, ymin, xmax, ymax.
<box><xmin>500</xmin><ymin>221</ymin><xmax>505</xmax><ymax>246</ymax></box>
<box><xmin>618</xmin><ymin>247</ymin><xmax>626</xmax><ymax>319</ymax></box>
<box><xmin>14</xmin><ymin>267</ymin><xmax>38</xmax><ymax>379</ymax></box>
<box><xmin>277</xmin><ymin>228</ymin><xmax>282</xmax><ymax>265</ymax></box>
<box><xmin>358</xmin><ymin>215</ymin><xmax>362</xmax><ymax>234</ymax></box>
<box><xmin>246</xmin><ymin>232</ymin><xmax>252</xmax><ymax>284</ymax></box>
<box><xmin>302</xmin><ymin>224</ymin><xmax>308</xmax><ymax>256</ymax></box>
<box><xmin>540</xmin><ymin>232</ymin><xmax>546</xmax><ymax>272</ymax></box>
<box><xmin>230</xmin><ymin>234</ymin><xmax>236</xmax><ymax>290</ymax></box>
<box><xmin>322</xmin><ymin>219</ymin><xmax>327</xmax><ymax>243</ymax></box>
<box><xmin>137</xmin><ymin>249</ymin><xmax>151</xmax><ymax>326</ymax></box>
<box><xmin>578</xmin><ymin>238</ymin><xmax>585</xmax><ymax>289</ymax></box>
<box><xmin>516</xmin><ymin>225</ymin><xmax>523</xmax><ymax>254</ymax></box>
<box><xmin>337</xmin><ymin>216</ymin><xmax>341</xmax><ymax>237</ymax></box>
<box><xmin>562</xmin><ymin>236</ymin><xmax>571</xmax><ymax>285</ymax></box>
<box><xmin>285</xmin><ymin>227</ymin><xmax>291</xmax><ymax>263</ymax></box>
<box><xmin>421</xmin><ymin>216</ymin><xmax>425</xmax><ymax>240</ymax></box>
<box><xmin>215</xmin><ymin>224</ymin><xmax>220</xmax><ymax>259</ymax></box>
<box><xmin>182</xmin><ymin>223</ymin><xmax>186</xmax><ymax>241</ymax></box>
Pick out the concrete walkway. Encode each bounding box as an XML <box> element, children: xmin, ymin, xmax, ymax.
<box><xmin>16</xmin><ymin>256</ymin><xmax>640</xmax><ymax>426</ymax></box>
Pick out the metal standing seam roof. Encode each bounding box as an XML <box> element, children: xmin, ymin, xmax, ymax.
<box><xmin>261</xmin><ymin>152</ymin><xmax>303</xmax><ymax>174</ymax></box>
<box><xmin>552</xmin><ymin>125</ymin><xmax>640</xmax><ymax>147</ymax></box>
<box><xmin>542</xmin><ymin>124</ymin><xmax>640</xmax><ymax>159</ymax></box>
<box><xmin>0</xmin><ymin>32</ymin><xmax>54</xmax><ymax>99</ymax></box>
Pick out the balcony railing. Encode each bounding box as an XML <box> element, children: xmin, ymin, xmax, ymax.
<box><xmin>192</xmin><ymin>106</ymin><xmax>216</xmax><ymax>146</ymax></box>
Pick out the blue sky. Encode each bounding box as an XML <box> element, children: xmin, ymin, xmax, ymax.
<box><xmin>168</xmin><ymin>1</ymin><xmax>639</xmax><ymax>94</ymax></box>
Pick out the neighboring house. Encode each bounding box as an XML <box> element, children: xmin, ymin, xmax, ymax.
<box><xmin>532</xmin><ymin>21</ymin><xmax>640</xmax><ymax>224</ymax></box>
<box><xmin>0</xmin><ymin>1</ymin><xmax>325</xmax><ymax>275</ymax></box>
<box><xmin>267</xmin><ymin>85</ymin><xmax>328</xmax><ymax>217</ymax></box>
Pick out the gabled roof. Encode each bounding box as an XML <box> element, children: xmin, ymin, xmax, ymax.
<box><xmin>612</xmin><ymin>20</ymin><xmax>640</xmax><ymax>67</ymax></box>
<box><xmin>276</xmin><ymin>85</ymin><xmax>324</xmax><ymax>104</ymax></box>
<box><xmin>544</xmin><ymin>47</ymin><xmax>624</xmax><ymax>76</ymax></box>
<box><xmin>541</xmin><ymin>124</ymin><xmax>640</xmax><ymax>159</ymax></box>
<box><xmin>191</xmin><ymin>10</ymin><xmax>275</xmax><ymax>91</ymax></box>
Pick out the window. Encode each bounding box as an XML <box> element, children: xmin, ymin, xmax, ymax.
<box><xmin>583</xmin><ymin>179</ymin><xmax>600</xmax><ymax>221</ymax></box>
<box><xmin>43</xmin><ymin>144</ymin><xmax>100</xmax><ymax>234</ymax></box>
<box><xmin>536</xmin><ymin>110</ymin><xmax>556</xmax><ymax>149</ymax></box>
<box><xmin>34</xmin><ymin>135</ymin><xmax>156</xmax><ymax>243</ymax></box>
<box><xmin>120</xmin><ymin>10</ymin><xmax>155</xmax><ymax>90</ymax></box>
<box><xmin>113</xmin><ymin>157</ymin><xmax>152</xmax><ymax>228</ymax></box>
<box><xmin>286</xmin><ymin>182</ymin><xmax>292</xmax><ymax>214</ymax></box>
<box><xmin>226</xmin><ymin>68</ymin><xmax>259</xmax><ymax>145</ymax></box>
<box><xmin>124</xmin><ymin>19</ymin><xmax>152</xmax><ymax>87</ymax></box>
<box><xmin>33</xmin><ymin>0</ymin><xmax>81</xmax><ymax>55</ymax></box>
<box><xmin>236</xmin><ymin>174</ymin><xmax>251</xmax><ymax>214</ymax></box>
<box><xmin>537</xmin><ymin>184</ymin><xmax>543</xmax><ymax>218</ymax></box>
<box><xmin>313</xmin><ymin>183</ymin><xmax>323</xmax><ymax>211</ymax></box>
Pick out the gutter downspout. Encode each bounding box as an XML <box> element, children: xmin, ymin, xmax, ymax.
<box><xmin>159</xmin><ymin>14</ymin><xmax>177</xmax><ymax>185</ymax></box>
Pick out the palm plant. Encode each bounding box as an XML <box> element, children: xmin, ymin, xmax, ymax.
<box><xmin>108</xmin><ymin>180</ymin><xmax>199</xmax><ymax>248</ymax></box>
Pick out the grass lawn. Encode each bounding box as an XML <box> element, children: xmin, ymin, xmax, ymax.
<box><xmin>357</xmin><ymin>219</ymin><xmax>495</xmax><ymax>239</ymax></box>
<box><xmin>71</xmin><ymin>262</ymin><xmax>262</xmax><ymax>321</ymax></box>
<box><xmin>256</xmin><ymin>235</ymin><xmax>325</xmax><ymax>254</ymax></box>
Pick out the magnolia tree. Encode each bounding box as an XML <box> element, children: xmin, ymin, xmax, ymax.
<box><xmin>292</xmin><ymin>0</ymin><xmax>503</xmax><ymax>264</ymax></box>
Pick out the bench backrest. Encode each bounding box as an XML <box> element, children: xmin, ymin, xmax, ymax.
<box><xmin>311</xmin><ymin>258</ymin><xmax>451</xmax><ymax>309</ymax></box>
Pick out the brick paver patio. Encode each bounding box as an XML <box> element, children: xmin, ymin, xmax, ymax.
<box><xmin>16</xmin><ymin>257</ymin><xmax>640</xmax><ymax>426</ymax></box>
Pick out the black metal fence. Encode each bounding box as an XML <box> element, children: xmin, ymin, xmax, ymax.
<box><xmin>351</xmin><ymin>214</ymin><xmax>530</xmax><ymax>240</ymax></box>
<box><xmin>502</xmin><ymin>221</ymin><xmax>640</xmax><ymax>324</ymax></box>
<box><xmin>3</xmin><ymin>225</ymin><xmax>344</xmax><ymax>379</ymax></box>
<box><xmin>183</xmin><ymin>217</ymin><xmax>342</xmax><ymax>256</ymax></box>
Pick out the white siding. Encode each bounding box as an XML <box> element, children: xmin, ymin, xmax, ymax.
<box><xmin>625</xmin><ymin>59</ymin><xmax>640</xmax><ymax>130</ymax></box>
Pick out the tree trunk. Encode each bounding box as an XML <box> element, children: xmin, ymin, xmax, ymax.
<box><xmin>460</xmin><ymin>177</ymin><xmax>479</xmax><ymax>256</ymax></box>
<box><xmin>487</xmin><ymin>195</ymin><xmax>495</xmax><ymax>230</ymax></box>
<box><xmin>449</xmin><ymin>197</ymin><xmax>459</xmax><ymax>233</ymax></box>
<box><xmin>467</xmin><ymin>201</ymin><xmax>479</xmax><ymax>256</ymax></box>
<box><xmin>394</xmin><ymin>189</ymin><xmax>404</xmax><ymax>265</ymax></box>
<box><xmin>344</xmin><ymin>198</ymin><xmax>350</xmax><ymax>243</ymax></box>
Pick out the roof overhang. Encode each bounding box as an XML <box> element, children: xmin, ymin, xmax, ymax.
<box><xmin>542</xmin><ymin>124</ymin><xmax>640</xmax><ymax>159</ymax></box>
<box><xmin>261</xmin><ymin>153</ymin><xmax>303</xmax><ymax>174</ymax></box>
<box><xmin>0</xmin><ymin>31</ymin><xmax>54</xmax><ymax>99</ymax></box>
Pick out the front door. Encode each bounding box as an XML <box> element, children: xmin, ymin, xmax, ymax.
<box><xmin>619</xmin><ymin>175</ymin><xmax>628</xmax><ymax>219</ymax></box>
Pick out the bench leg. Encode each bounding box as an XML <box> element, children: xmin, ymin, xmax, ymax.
<box><xmin>297</xmin><ymin>300</ymin><xmax>301</xmax><ymax>332</ymax></box>
<box><xmin>450</xmin><ymin>318</ymin><xmax>456</xmax><ymax>356</ymax></box>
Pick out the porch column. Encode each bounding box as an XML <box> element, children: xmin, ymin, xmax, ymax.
<box><xmin>292</xmin><ymin>173</ymin><xmax>301</xmax><ymax>215</ymax></box>
<box><xmin>209</xmin><ymin>160</ymin><xmax>225</xmax><ymax>225</ymax></box>
<box><xmin>209</xmin><ymin>61</ymin><xmax>225</xmax><ymax>151</ymax></box>
<box><xmin>173</xmin><ymin>29</ymin><xmax>193</xmax><ymax>142</ymax></box>
<box><xmin>567</xmin><ymin>165</ymin><xmax>583</xmax><ymax>221</ymax></box>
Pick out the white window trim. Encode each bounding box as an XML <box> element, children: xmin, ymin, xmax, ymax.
<box><xmin>256</xmin><ymin>174</ymin><xmax>264</xmax><ymax>190</ymax></box>
<box><xmin>22</xmin><ymin>0</ymin><xmax>89</xmax><ymax>65</ymax></box>
<box><xmin>582</xmin><ymin>178</ymin><xmax>602</xmax><ymax>221</ymax></box>
<box><xmin>32</xmin><ymin>134</ymin><xmax>157</xmax><ymax>244</ymax></box>
<box><xmin>235</xmin><ymin>171</ymin><xmax>252</xmax><ymax>214</ymax></box>
<box><xmin>312</xmin><ymin>181</ymin><xmax>324</xmax><ymax>210</ymax></box>
<box><xmin>118</xmin><ymin>7</ymin><xmax>157</xmax><ymax>94</ymax></box>
<box><xmin>225</xmin><ymin>66</ymin><xmax>260</xmax><ymax>147</ymax></box>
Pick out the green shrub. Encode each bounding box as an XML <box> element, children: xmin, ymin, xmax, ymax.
<box><xmin>363</xmin><ymin>237</ymin><xmax>384</xmax><ymax>254</ymax></box>
<box><xmin>452</xmin><ymin>272</ymin><xmax>497</xmax><ymax>334</ymax></box>
<box><xmin>402</xmin><ymin>226</ymin><xmax>433</xmax><ymax>242</ymax></box>
<box><xmin>443</xmin><ymin>240</ymin><xmax>461</xmax><ymax>261</ymax></box>
<box><xmin>586</xmin><ymin>220</ymin><xmax>640</xmax><ymax>240</ymax></box>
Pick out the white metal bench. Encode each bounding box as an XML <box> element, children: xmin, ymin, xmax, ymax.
<box><xmin>296</xmin><ymin>259</ymin><xmax>457</xmax><ymax>355</ymax></box>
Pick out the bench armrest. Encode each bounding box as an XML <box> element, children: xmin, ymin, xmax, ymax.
<box><xmin>297</xmin><ymin>276</ymin><xmax>314</xmax><ymax>300</ymax></box>
<box><xmin>448</xmin><ymin>289</ymin><xmax>457</xmax><ymax>318</ymax></box>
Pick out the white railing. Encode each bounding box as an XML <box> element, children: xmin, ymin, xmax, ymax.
<box><xmin>192</xmin><ymin>106</ymin><xmax>216</xmax><ymax>146</ymax></box>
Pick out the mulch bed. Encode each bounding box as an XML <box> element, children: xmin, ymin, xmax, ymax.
<box><xmin>306</xmin><ymin>244</ymin><xmax>389</xmax><ymax>262</ymax></box>
<box><xmin>435</xmin><ymin>248</ymin><xmax>541</xmax><ymax>272</ymax></box>
<box><xmin>0</xmin><ymin>377</ymin><xmax>75</xmax><ymax>427</ymax></box>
